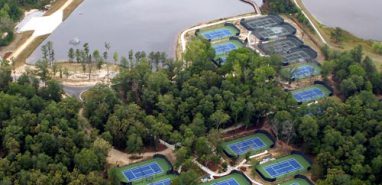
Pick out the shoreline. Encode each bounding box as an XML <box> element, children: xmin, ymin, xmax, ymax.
<box><xmin>292</xmin><ymin>0</ymin><xmax>326</xmax><ymax>45</ymax></box>
<box><xmin>4</xmin><ymin>0</ymin><xmax>84</xmax><ymax>65</ymax></box>
<box><xmin>295</xmin><ymin>0</ymin><xmax>382</xmax><ymax>43</ymax></box>
<box><xmin>175</xmin><ymin>12</ymin><xmax>260</xmax><ymax>60</ymax></box>
<box><xmin>293</xmin><ymin>0</ymin><xmax>382</xmax><ymax>70</ymax></box>
<box><xmin>297</xmin><ymin>0</ymin><xmax>382</xmax><ymax>42</ymax></box>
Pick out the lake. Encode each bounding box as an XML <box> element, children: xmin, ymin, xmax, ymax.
<box><xmin>301</xmin><ymin>0</ymin><xmax>382</xmax><ymax>41</ymax></box>
<box><xmin>27</xmin><ymin>0</ymin><xmax>259</xmax><ymax>63</ymax></box>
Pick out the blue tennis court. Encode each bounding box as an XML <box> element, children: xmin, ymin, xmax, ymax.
<box><xmin>149</xmin><ymin>178</ymin><xmax>171</xmax><ymax>185</ymax></box>
<box><xmin>228</xmin><ymin>137</ymin><xmax>266</xmax><ymax>155</ymax></box>
<box><xmin>212</xmin><ymin>178</ymin><xmax>240</xmax><ymax>185</ymax></box>
<box><xmin>292</xmin><ymin>87</ymin><xmax>325</xmax><ymax>103</ymax></box>
<box><xmin>123</xmin><ymin>162</ymin><xmax>163</xmax><ymax>181</ymax></box>
<box><xmin>292</xmin><ymin>65</ymin><xmax>315</xmax><ymax>79</ymax></box>
<box><xmin>202</xmin><ymin>28</ymin><xmax>232</xmax><ymax>40</ymax></box>
<box><xmin>264</xmin><ymin>159</ymin><xmax>302</xmax><ymax>178</ymax></box>
<box><xmin>213</xmin><ymin>43</ymin><xmax>237</xmax><ymax>55</ymax></box>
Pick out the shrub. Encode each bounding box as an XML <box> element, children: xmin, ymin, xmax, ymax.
<box><xmin>372</xmin><ymin>42</ymin><xmax>382</xmax><ymax>55</ymax></box>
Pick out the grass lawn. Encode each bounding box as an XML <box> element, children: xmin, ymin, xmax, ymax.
<box><xmin>321</xmin><ymin>27</ymin><xmax>382</xmax><ymax>71</ymax></box>
<box><xmin>201</xmin><ymin>172</ymin><xmax>251</xmax><ymax>185</ymax></box>
<box><xmin>255</xmin><ymin>154</ymin><xmax>311</xmax><ymax>182</ymax></box>
<box><xmin>221</xmin><ymin>132</ymin><xmax>274</xmax><ymax>158</ymax></box>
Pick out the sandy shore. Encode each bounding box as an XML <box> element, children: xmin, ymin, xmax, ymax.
<box><xmin>7</xmin><ymin>0</ymin><xmax>75</xmax><ymax>61</ymax></box>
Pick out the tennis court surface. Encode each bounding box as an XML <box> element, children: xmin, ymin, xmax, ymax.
<box><xmin>280</xmin><ymin>62</ymin><xmax>321</xmax><ymax>80</ymax></box>
<box><xmin>197</xmin><ymin>24</ymin><xmax>240</xmax><ymax>41</ymax></box>
<box><xmin>201</xmin><ymin>172</ymin><xmax>251</xmax><ymax>185</ymax></box>
<box><xmin>149</xmin><ymin>178</ymin><xmax>171</xmax><ymax>185</ymax></box>
<box><xmin>259</xmin><ymin>36</ymin><xmax>303</xmax><ymax>55</ymax></box>
<box><xmin>241</xmin><ymin>15</ymin><xmax>284</xmax><ymax>30</ymax></box>
<box><xmin>214</xmin><ymin>43</ymin><xmax>237</xmax><ymax>55</ymax></box>
<box><xmin>292</xmin><ymin>65</ymin><xmax>314</xmax><ymax>79</ymax></box>
<box><xmin>256</xmin><ymin>154</ymin><xmax>311</xmax><ymax>181</ymax></box>
<box><xmin>221</xmin><ymin>132</ymin><xmax>274</xmax><ymax>158</ymax></box>
<box><xmin>281</xmin><ymin>46</ymin><xmax>317</xmax><ymax>65</ymax></box>
<box><xmin>291</xmin><ymin>84</ymin><xmax>331</xmax><ymax>103</ymax></box>
<box><xmin>142</xmin><ymin>174</ymin><xmax>177</xmax><ymax>185</ymax></box>
<box><xmin>115</xmin><ymin>156</ymin><xmax>174</xmax><ymax>184</ymax></box>
<box><xmin>279</xmin><ymin>176</ymin><xmax>313</xmax><ymax>185</ymax></box>
<box><xmin>202</xmin><ymin>29</ymin><xmax>231</xmax><ymax>40</ymax></box>
<box><xmin>229</xmin><ymin>137</ymin><xmax>265</xmax><ymax>155</ymax></box>
<box><xmin>123</xmin><ymin>162</ymin><xmax>163</xmax><ymax>181</ymax></box>
<box><xmin>212</xmin><ymin>39</ymin><xmax>244</xmax><ymax>64</ymax></box>
<box><xmin>212</xmin><ymin>178</ymin><xmax>239</xmax><ymax>185</ymax></box>
<box><xmin>252</xmin><ymin>23</ymin><xmax>296</xmax><ymax>41</ymax></box>
<box><xmin>264</xmin><ymin>159</ymin><xmax>302</xmax><ymax>178</ymax></box>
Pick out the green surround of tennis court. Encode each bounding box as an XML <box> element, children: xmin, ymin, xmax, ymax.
<box><xmin>196</xmin><ymin>24</ymin><xmax>240</xmax><ymax>41</ymax></box>
<box><xmin>221</xmin><ymin>133</ymin><xmax>274</xmax><ymax>158</ymax></box>
<box><xmin>135</xmin><ymin>174</ymin><xmax>177</xmax><ymax>185</ymax></box>
<box><xmin>279</xmin><ymin>177</ymin><xmax>312</xmax><ymax>185</ymax></box>
<box><xmin>280</xmin><ymin>62</ymin><xmax>321</xmax><ymax>80</ymax></box>
<box><xmin>200</xmin><ymin>172</ymin><xmax>251</xmax><ymax>185</ymax></box>
<box><xmin>115</xmin><ymin>157</ymin><xmax>173</xmax><ymax>184</ymax></box>
<box><xmin>291</xmin><ymin>84</ymin><xmax>331</xmax><ymax>103</ymax></box>
<box><xmin>256</xmin><ymin>154</ymin><xmax>311</xmax><ymax>181</ymax></box>
<box><xmin>212</xmin><ymin>39</ymin><xmax>244</xmax><ymax>62</ymax></box>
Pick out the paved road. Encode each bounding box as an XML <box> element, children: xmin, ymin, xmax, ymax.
<box><xmin>63</xmin><ymin>84</ymin><xmax>94</xmax><ymax>100</ymax></box>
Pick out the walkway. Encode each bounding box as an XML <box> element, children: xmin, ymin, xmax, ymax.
<box><xmin>193</xmin><ymin>159</ymin><xmax>263</xmax><ymax>185</ymax></box>
<box><xmin>192</xmin><ymin>150</ymin><xmax>268</xmax><ymax>185</ymax></box>
<box><xmin>192</xmin><ymin>158</ymin><xmax>242</xmax><ymax>177</ymax></box>
<box><xmin>292</xmin><ymin>0</ymin><xmax>327</xmax><ymax>44</ymax></box>
<box><xmin>240</xmin><ymin>0</ymin><xmax>262</xmax><ymax>15</ymax></box>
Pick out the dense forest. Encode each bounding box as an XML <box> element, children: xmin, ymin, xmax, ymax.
<box><xmin>80</xmin><ymin>38</ymin><xmax>382</xmax><ymax>184</ymax></box>
<box><xmin>0</xmin><ymin>62</ymin><xmax>110</xmax><ymax>184</ymax></box>
<box><xmin>1</xmin><ymin>0</ymin><xmax>382</xmax><ymax>180</ymax></box>
<box><xmin>321</xmin><ymin>45</ymin><xmax>382</xmax><ymax>97</ymax></box>
<box><xmin>1</xmin><ymin>35</ymin><xmax>382</xmax><ymax>185</ymax></box>
<box><xmin>0</xmin><ymin>0</ymin><xmax>49</xmax><ymax>46</ymax></box>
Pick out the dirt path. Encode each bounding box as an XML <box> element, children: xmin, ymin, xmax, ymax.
<box><xmin>107</xmin><ymin>147</ymin><xmax>176</xmax><ymax>167</ymax></box>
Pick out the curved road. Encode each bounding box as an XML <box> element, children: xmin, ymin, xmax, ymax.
<box><xmin>63</xmin><ymin>84</ymin><xmax>94</xmax><ymax>101</ymax></box>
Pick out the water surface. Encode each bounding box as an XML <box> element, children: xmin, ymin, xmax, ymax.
<box><xmin>302</xmin><ymin>0</ymin><xmax>382</xmax><ymax>41</ymax></box>
<box><xmin>28</xmin><ymin>0</ymin><xmax>258</xmax><ymax>63</ymax></box>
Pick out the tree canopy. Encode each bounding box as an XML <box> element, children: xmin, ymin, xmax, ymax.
<box><xmin>0</xmin><ymin>62</ymin><xmax>110</xmax><ymax>185</ymax></box>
